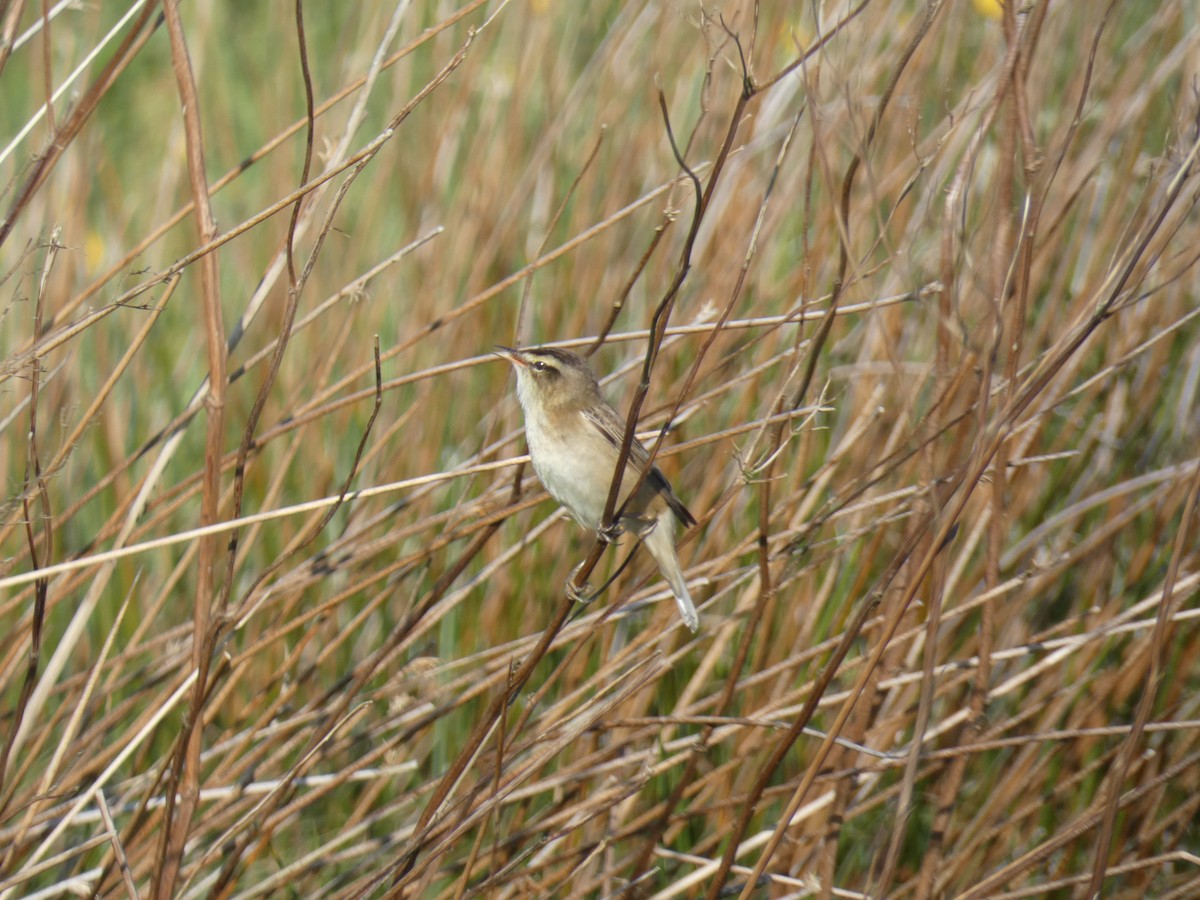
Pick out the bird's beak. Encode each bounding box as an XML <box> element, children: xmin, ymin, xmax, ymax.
<box><xmin>493</xmin><ymin>345</ymin><xmax>525</xmax><ymax>367</ymax></box>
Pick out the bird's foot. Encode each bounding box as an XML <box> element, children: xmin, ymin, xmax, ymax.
<box><xmin>596</xmin><ymin>521</ymin><xmax>623</xmax><ymax>545</ymax></box>
<box><xmin>565</xmin><ymin>563</ymin><xmax>595</xmax><ymax>604</ymax></box>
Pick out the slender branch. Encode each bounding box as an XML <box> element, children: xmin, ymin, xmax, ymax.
<box><xmin>153</xmin><ymin>1</ymin><xmax>227</xmax><ymax>895</ymax></box>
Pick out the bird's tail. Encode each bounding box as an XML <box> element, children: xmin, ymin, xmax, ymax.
<box><xmin>640</xmin><ymin>513</ymin><xmax>699</xmax><ymax>632</ymax></box>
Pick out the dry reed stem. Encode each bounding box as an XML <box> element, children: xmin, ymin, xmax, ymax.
<box><xmin>1</xmin><ymin>2</ymin><xmax>1199</xmax><ymax>898</ymax></box>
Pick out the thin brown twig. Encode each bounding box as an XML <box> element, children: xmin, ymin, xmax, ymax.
<box><xmin>0</xmin><ymin>230</ymin><xmax>56</xmax><ymax>811</ymax></box>
<box><xmin>708</xmin><ymin>5</ymin><xmax>949</xmax><ymax>894</ymax></box>
<box><xmin>1087</xmin><ymin>460</ymin><xmax>1200</xmax><ymax>895</ymax></box>
<box><xmin>0</xmin><ymin>3</ymin><xmax>159</xmax><ymax>251</ymax></box>
<box><xmin>153</xmin><ymin>0</ymin><xmax>227</xmax><ymax>894</ymax></box>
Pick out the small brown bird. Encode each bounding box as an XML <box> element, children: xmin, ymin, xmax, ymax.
<box><xmin>495</xmin><ymin>346</ymin><xmax>699</xmax><ymax>631</ymax></box>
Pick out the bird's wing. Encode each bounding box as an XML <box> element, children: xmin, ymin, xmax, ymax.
<box><xmin>582</xmin><ymin>403</ymin><xmax>697</xmax><ymax>528</ymax></box>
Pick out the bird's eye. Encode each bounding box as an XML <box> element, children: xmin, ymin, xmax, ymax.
<box><xmin>532</xmin><ymin>361</ymin><xmax>546</xmax><ymax>371</ymax></box>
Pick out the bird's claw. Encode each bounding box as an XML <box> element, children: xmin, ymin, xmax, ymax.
<box><xmin>596</xmin><ymin>522</ymin><xmax>623</xmax><ymax>544</ymax></box>
<box><xmin>565</xmin><ymin>563</ymin><xmax>595</xmax><ymax>604</ymax></box>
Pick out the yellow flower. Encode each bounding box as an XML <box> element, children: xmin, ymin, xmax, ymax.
<box><xmin>971</xmin><ymin>0</ymin><xmax>1004</xmax><ymax>20</ymax></box>
<box><xmin>86</xmin><ymin>230</ymin><xmax>105</xmax><ymax>271</ymax></box>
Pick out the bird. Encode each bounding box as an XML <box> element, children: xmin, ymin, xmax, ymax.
<box><xmin>495</xmin><ymin>345</ymin><xmax>699</xmax><ymax>631</ymax></box>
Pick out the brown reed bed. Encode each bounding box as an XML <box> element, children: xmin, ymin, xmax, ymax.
<box><xmin>1</xmin><ymin>1</ymin><xmax>1198</xmax><ymax>897</ymax></box>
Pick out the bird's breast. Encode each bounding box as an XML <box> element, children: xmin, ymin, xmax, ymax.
<box><xmin>524</xmin><ymin>410</ymin><xmax>618</xmax><ymax>530</ymax></box>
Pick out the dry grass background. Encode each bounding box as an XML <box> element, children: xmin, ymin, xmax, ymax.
<box><xmin>1</xmin><ymin>0</ymin><xmax>1198</xmax><ymax>897</ymax></box>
